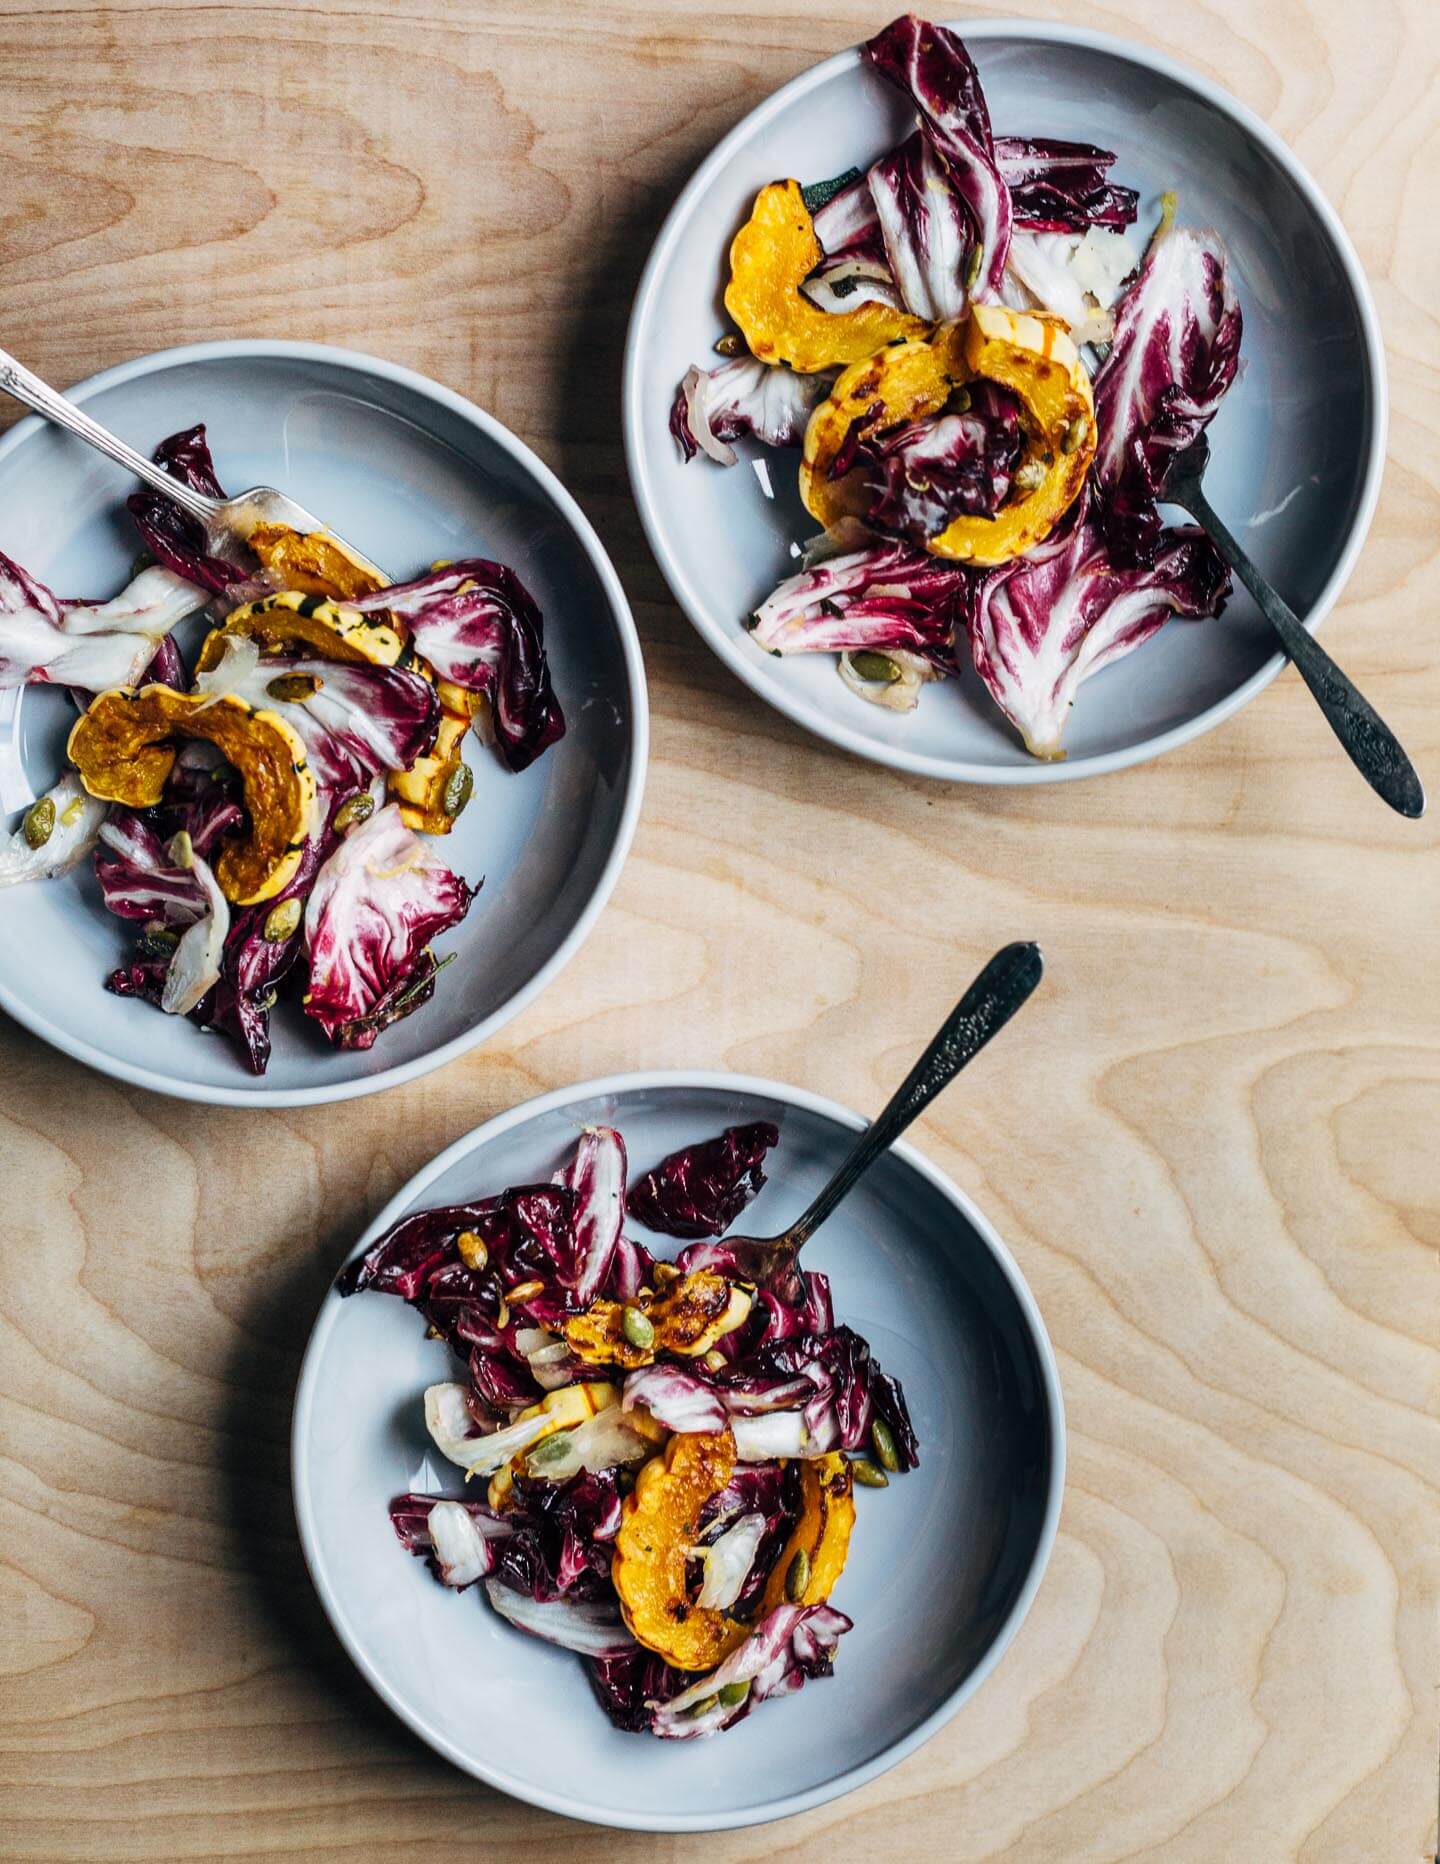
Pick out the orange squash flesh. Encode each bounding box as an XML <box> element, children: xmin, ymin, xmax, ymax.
<box><xmin>67</xmin><ymin>685</ymin><xmax>316</xmax><ymax>905</ymax></box>
<box><xmin>725</xmin><ymin>180</ymin><xmax>927</xmax><ymax>373</ymax></box>
<box><xmin>760</xmin><ymin>1453</ymin><xmax>855</xmax><ymax>1612</ymax></box>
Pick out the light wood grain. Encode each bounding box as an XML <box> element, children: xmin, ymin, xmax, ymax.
<box><xmin>1</xmin><ymin>3</ymin><xmax>1438</xmax><ymax>1859</ymax></box>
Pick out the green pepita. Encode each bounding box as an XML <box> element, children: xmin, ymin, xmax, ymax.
<box><xmin>849</xmin><ymin>1457</ymin><xmax>889</xmax><ymax>1489</ymax></box>
<box><xmin>443</xmin><ymin>762</ymin><xmax>474</xmax><ymax>818</ymax></box>
<box><xmin>714</xmin><ymin>332</ymin><xmax>743</xmax><ymax>358</ymax></box>
<box><xmin>1060</xmin><ymin>416</ymin><xmax>1088</xmax><ymax>456</ymax></box>
<box><xmin>949</xmin><ymin>385</ymin><xmax>973</xmax><ymax>414</ymax></box>
<box><xmin>849</xmin><ymin>650</ymin><xmax>901</xmax><ymax>685</ymax></box>
<box><xmin>262</xmin><ymin>897</ymin><xmax>302</xmax><ymax>943</ymax></box>
<box><xmin>784</xmin><ymin>1548</ymin><xmax>811</xmax><ymax>1602</ymax></box>
<box><xmin>167</xmin><ymin>829</ymin><xmax>194</xmax><ymax>871</ymax></box>
<box><xmin>266</xmin><ymin>671</ymin><xmax>322</xmax><ymax>704</ymax></box>
<box><xmin>717</xmin><ymin>1679</ymin><xmax>751</xmax><ymax>1708</ymax></box>
<box><xmin>526</xmin><ymin>1428</ymin><xmax>575</xmax><ymax>1472</ymax></box>
<box><xmin>333</xmin><ymin>792</ymin><xmax>375</xmax><ymax>835</ymax></box>
<box><xmin>21</xmin><ymin>797</ymin><xmax>55</xmax><ymax>849</ymax></box>
<box><xmin>622</xmin><ymin>1305</ymin><xmax>656</xmax><ymax>1351</ymax></box>
<box><xmin>137</xmin><ymin>928</ymin><xmax>180</xmax><ymax>961</ymax></box>
<box><xmin>687</xmin><ymin>1694</ymin><xmax>719</xmax><ymax>1719</ymax></box>
<box><xmin>1013</xmin><ymin>458</ymin><xmax>1049</xmax><ymax>495</ymax></box>
<box><xmin>964</xmin><ymin>242</ymin><xmax>983</xmax><ymax>291</ymax></box>
<box><xmin>870</xmin><ymin>1417</ymin><xmax>900</xmax><ymax>1473</ymax></box>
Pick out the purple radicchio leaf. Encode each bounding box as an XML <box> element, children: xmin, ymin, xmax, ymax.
<box><xmin>0</xmin><ymin>550</ymin><xmax>209</xmax><ymax>693</ymax></box>
<box><xmin>866</xmin><ymin>129</ymin><xmax>975</xmax><ymax>321</ymax></box>
<box><xmin>648</xmin><ymin>1603</ymin><xmax>852</xmax><ymax>1738</ymax></box>
<box><xmin>1092</xmin><ymin>224</ymin><xmax>1243</xmax><ymax>563</ymax></box>
<box><xmin>352</xmin><ymin>559</ymin><xmax>563</xmax><ymax>772</ymax></box>
<box><xmin>993</xmin><ymin>136</ymin><xmax>1139</xmax><ymax>232</ymax></box>
<box><xmin>671</xmin><ymin>357</ymin><xmax>834</xmax><ymax>466</ymax></box>
<box><xmin>967</xmin><ymin>497</ymin><xmax>1231</xmax><ymax>758</ymax></box>
<box><xmin>553</xmin><ymin>1126</ymin><xmax>627</xmax><ymax>1304</ymax></box>
<box><xmin>127</xmin><ymin>425</ymin><xmax>249</xmax><ymax>597</ymax></box>
<box><xmin>301</xmin><ymin>801</ymin><xmax>475</xmax><ymax>1050</ymax></box>
<box><xmin>193</xmin><ymin>634</ymin><xmax>440</xmax><ymax>789</ymax></box>
<box><xmin>390</xmin><ymin>1493</ymin><xmax>515</xmax><ymax>1589</ymax></box>
<box><xmin>855</xmin><ymin>381</ymin><xmax>1024</xmax><ymax>542</ymax></box>
<box><xmin>751</xmin><ymin>539</ymin><xmax>970</xmax><ymax>663</ymax></box>
<box><xmin>862</xmin><ymin>15</ymin><xmax>1011</xmax><ymax>302</ymax></box>
<box><xmin>626</xmin><ymin>1121</ymin><xmax>779</xmax><ymax>1239</ymax></box>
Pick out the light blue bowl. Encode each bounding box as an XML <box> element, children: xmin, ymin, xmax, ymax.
<box><xmin>624</xmin><ymin>20</ymin><xmax>1386</xmax><ymax>783</ymax></box>
<box><xmin>293</xmin><ymin>1072</ymin><xmax>1064</xmax><ymax>1830</ymax></box>
<box><xmin>0</xmin><ymin>342</ymin><xmax>647</xmax><ymax>1104</ymax></box>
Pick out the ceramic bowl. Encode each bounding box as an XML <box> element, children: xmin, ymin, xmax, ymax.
<box><xmin>623</xmin><ymin>20</ymin><xmax>1385</xmax><ymax>783</ymax></box>
<box><xmin>0</xmin><ymin>341</ymin><xmax>647</xmax><ymax>1103</ymax></box>
<box><xmin>292</xmin><ymin>1071</ymin><xmax>1064</xmax><ymax>1830</ymax></box>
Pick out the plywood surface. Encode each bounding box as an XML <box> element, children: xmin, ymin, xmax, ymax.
<box><xmin>1</xmin><ymin>3</ymin><xmax>1437</xmax><ymax>1859</ymax></box>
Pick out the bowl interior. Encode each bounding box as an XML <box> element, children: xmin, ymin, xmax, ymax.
<box><xmin>294</xmin><ymin>1078</ymin><xmax>1059</xmax><ymax>1829</ymax></box>
<box><xmin>627</xmin><ymin>26</ymin><xmax>1379</xmax><ymax>779</ymax></box>
<box><xmin>0</xmin><ymin>348</ymin><xmax>641</xmax><ymax>1100</ymax></box>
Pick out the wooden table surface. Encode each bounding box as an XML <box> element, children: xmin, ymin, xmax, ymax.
<box><xmin>2</xmin><ymin>3</ymin><xmax>1438</xmax><ymax>1859</ymax></box>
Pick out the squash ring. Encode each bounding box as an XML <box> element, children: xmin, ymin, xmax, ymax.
<box><xmin>196</xmin><ymin>591</ymin><xmax>405</xmax><ymax>673</ymax></box>
<box><xmin>725</xmin><ymin>180</ymin><xmax>927</xmax><ymax>373</ymax></box>
<box><xmin>67</xmin><ymin>685</ymin><xmax>317</xmax><ymax>905</ymax></box>
<box><xmin>564</xmin><ymin>1270</ymin><xmax>752</xmax><ymax>1370</ymax></box>
<box><xmin>612</xmin><ymin>1430</ymin><xmax>752</xmax><ymax>1670</ymax></box>
<box><xmin>760</xmin><ymin>1453</ymin><xmax>855</xmax><ymax>1612</ymax></box>
<box><xmin>245</xmin><ymin>522</ymin><xmax>387</xmax><ymax>602</ymax></box>
<box><xmin>800</xmin><ymin>306</ymin><xmax>1097</xmax><ymax>566</ymax></box>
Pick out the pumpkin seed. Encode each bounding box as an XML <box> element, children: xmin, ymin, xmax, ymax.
<box><xmin>717</xmin><ymin>1679</ymin><xmax>751</xmax><ymax>1708</ymax></box>
<box><xmin>784</xmin><ymin>1548</ymin><xmax>811</xmax><ymax>1601</ymax></box>
<box><xmin>167</xmin><ymin>829</ymin><xmax>194</xmax><ymax>870</ymax></box>
<box><xmin>526</xmin><ymin>1428</ymin><xmax>574</xmax><ymax>1472</ymax></box>
<box><xmin>1060</xmin><ymin>416</ymin><xmax>1088</xmax><ymax>456</ymax></box>
<box><xmin>456</xmin><ymin>1229</ymin><xmax>489</xmax><ymax>1272</ymax></box>
<box><xmin>870</xmin><ymin>1417</ymin><xmax>900</xmax><ymax>1473</ymax></box>
<box><xmin>1013</xmin><ymin>458</ymin><xmax>1049</xmax><ymax>494</ymax></box>
<box><xmin>137</xmin><ymin>927</ymin><xmax>180</xmax><ymax>961</ymax></box>
<box><xmin>849</xmin><ymin>650</ymin><xmax>901</xmax><ymax>684</ymax></box>
<box><xmin>622</xmin><ymin>1305</ymin><xmax>656</xmax><ymax>1351</ymax></box>
<box><xmin>508</xmin><ymin>1278</ymin><xmax>545</xmax><ymax>1304</ymax></box>
<box><xmin>714</xmin><ymin>332</ymin><xmax>743</xmax><ymax>357</ymax></box>
<box><xmin>21</xmin><ymin>797</ymin><xmax>55</xmax><ymax>849</ymax></box>
<box><xmin>442</xmin><ymin>762</ymin><xmax>474</xmax><ymax>818</ymax></box>
<box><xmin>964</xmin><ymin>242</ymin><xmax>983</xmax><ymax>291</ymax></box>
<box><xmin>266</xmin><ymin>671</ymin><xmax>322</xmax><ymax>703</ymax></box>
<box><xmin>334</xmin><ymin>792</ymin><xmax>375</xmax><ymax>834</ymax></box>
<box><xmin>849</xmin><ymin>1457</ymin><xmax>889</xmax><ymax>1489</ymax></box>
<box><xmin>949</xmin><ymin>385</ymin><xmax>972</xmax><ymax>414</ymax></box>
<box><xmin>686</xmin><ymin>1694</ymin><xmax>719</xmax><ymax>1719</ymax></box>
<box><xmin>702</xmin><ymin>1348</ymin><xmax>727</xmax><ymax>1373</ymax></box>
<box><xmin>495</xmin><ymin>1297</ymin><xmax>510</xmax><ymax>1331</ymax></box>
<box><xmin>262</xmin><ymin>897</ymin><xmax>301</xmax><ymax>943</ymax></box>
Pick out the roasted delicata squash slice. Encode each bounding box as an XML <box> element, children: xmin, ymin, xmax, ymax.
<box><xmin>67</xmin><ymin>686</ymin><xmax>316</xmax><ymax>904</ymax></box>
<box><xmin>800</xmin><ymin>306</ymin><xmax>1096</xmax><ymax>565</ymax></box>
<box><xmin>760</xmin><ymin>1453</ymin><xmax>854</xmax><ymax>1611</ymax></box>
<box><xmin>388</xmin><ymin>665</ymin><xmax>479</xmax><ymax>835</ymax></box>
<box><xmin>724</xmin><ymin>179</ymin><xmax>927</xmax><ymax>372</ymax></box>
<box><xmin>245</xmin><ymin>522</ymin><xmax>387</xmax><ymax>602</ymax></box>
<box><xmin>485</xmin><ymin>1380</ymin><xmax>628</xmax><ymax>1510</ymax></box>
<box><xmin>564</xmin><ymin>1269</ymin><xmax>753</xmax><ymax>1370</ymax></box>
<box><xmin>612</xmin><ymin>1429</ymin><xmax>752</xmax><ymax>1669</ymax></box>
<box><xmin>196</xmin><ymin>591</ymin><xmax>405</xmax><ymax>672</ymax></box>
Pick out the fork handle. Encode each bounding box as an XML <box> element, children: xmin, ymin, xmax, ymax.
<box><xmin>0</xmin><ymin>348</ymin><xmax>219</xmax><ymax>525</ymax></box>
<box><xmin>1175</xmin><ymin>479</ymin><xmax>1424</xmax><ymax>818</ymax></box>
<box><xmin>783</xmin><ymin>942</ymin><xmax>1044</xmax><ymax>1253</ymax></box>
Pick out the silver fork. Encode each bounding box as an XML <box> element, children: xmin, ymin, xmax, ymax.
<box><xmin>0</xmin><ymin>347</ymin><xmax>388</xmax><ymax>585</ymax></box>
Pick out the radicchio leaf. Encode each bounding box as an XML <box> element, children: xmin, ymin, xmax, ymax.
<box><xmin>553</xmin><ymin>1126</ymin><xmax>626</xmax><ymax>1303</ymax></box>
<box><xmin>626</xmin><ymin>1120</ymin><xmax>779</xmax><ymax>1239</ymax></box>
<box><xmin>126</xmin><ymin>425</ymin><xmax>248</xmax><ymax>596</ymax></box>
<box><xmin>352</xmin><ymin>559</ymin><xmax>563</xmax><ymax>772</ymax></box>
<box><xmin>751</xmin><ymin>540</ymin><xmax>969</xmax><ymax>662</ymax></box>
<box><xmin>856</xmin><ymin>381</ymin><xmax>1024</xmax><ymax>542</ymax></box>
<box><xmin>302</xmin><ymin>801</ymin><xmax>474</xmax><ymax>1048</ymax></box>
<box><xmin>0</xmin><ymin>555</ymin><xmax>209</xmax><ymax>693</ymax></box>
<box><xmin>967</xmin><ymin>500</ymin><xmax>1231</xmax><ymax>757</ymax></box>
<box><xmin>862</xmin><ymin>15</ymin><xmax>1011</xmax><ymax>302</ymax></box>
<box><xmin>671</xmin><ymin>357</ymin><xmax>835</xmax><ymax>466</ymax></box>
<box><xmin>390</xmin><ymin>1494</ymin><xmax>515</xmax><ymax>1590</ymax></box>
<box><xmin>0</xmin><ymin>773</ymin><xmax>107</xmax><ymax>889</ymax></box>
<box><xmin>994</xmin><ymin>136</ymin><xmax>1139</xmax><ymax>232</ymax></box>
<box><xmin>193</xmin><ymin>635</ymin><xmax>439</xmax><ymax>788</ymax></box>
<box><xmin>1092</xmin><ymin>224</ymin><xmax>1243</xmax><ymax>563</ymax></box>
<box><xmin>648</xmin><ymin>1603</ymin><xmax>852</xmax><ymax>1739</ymax></box>
<box><xmin>867</xmin><ymin>129</ymin><xmax>975</xmax><ymax>322</ymax></box>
